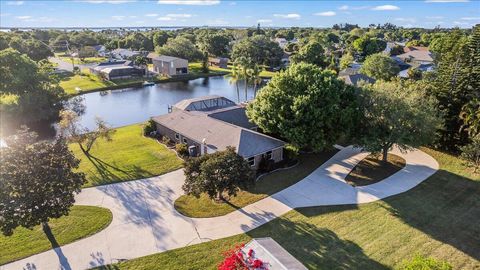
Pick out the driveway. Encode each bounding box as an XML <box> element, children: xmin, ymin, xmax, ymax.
<box><xmin>49</xmin><ymin>57</ymin><xmax>97</xmax><ymax>72</ymax></box>
<box><xmin>1</xmin><ymin>146</ymin><xmax>439</xmax><ymax>270</ymax></box>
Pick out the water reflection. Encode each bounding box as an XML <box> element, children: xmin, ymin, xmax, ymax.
<box><xmin>75</xmin><ymin>76</ymin><xmax>262</xmax><ymax>130</ymax></box>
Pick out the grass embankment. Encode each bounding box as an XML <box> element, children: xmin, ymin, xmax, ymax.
<box><xmin>70</xmin><ymin>124</ymin><xmax>183</xmax><ymax>187</ymax></box>
<box><xmin>174</xmin><ymin>150</ymin><xmax>338</xmax><ymax>218</ymax></box>
<box><xmin>55</xmin><ymin>53</ymin><xmax>107</xmax><ymax>64</ymax></box>
<box><xmin>98</xmin><ymin>148</ymin><xmax>480</xmax><ymax>270</ymax></box>
<box><xmin>188</xmin><ymin>62</ymin><xmax>277</xmax><ymax>78</ymax></box>
<box><xmin>345</xmin><ymin>153</ymin><xmax>406</xmax><ymax>186</ymax></box>
<box><xmin>0</xmin><ymin>206</ymin><xmax>112</xmax><ymax>265</ymax></box>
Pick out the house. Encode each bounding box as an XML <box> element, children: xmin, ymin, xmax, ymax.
<box><xmin>151</xmin><ymin>55</ymin><xmax>188</xmax><ymax>76</ymax></box>
<box><xmin>208</xmin><ymin>57</ymin><xmax>229</xmax><ymax>68</ymax></box>
<box><xmin>92</xmin><ymin>45</ymin><xmax>107</xmax><ymax>57</ymax></box>
<box><xmin>240</xmin><ymin>238</ymin><xmax>307</xmax><ymax>270</ymax></box>
<box><xmin>338</xmin><ymin>63</ymin><xmax>362</xmax><ymax>77</ymax></box>
<box><xmin>340</xmin><ymin>73</ymin><xmax>376</xmax><ymax>86</ymax></box>
<box><xmin>90</xmin><ymin>60</ymin><xmax>144</xmax><ymax>80</ymax></box>
<box><xmin>274</xmin><ymin>37</ymin><xmax>288</xmax><ymax>49</ymax></box>
<box><xmin>152</xmin><ymin>96</ymin><xmax>285</xmax><ymax>169</ymax></box>
<box><xmin>111</xmin><ymin>48</ymin><xmax>141</xmax><ymax>60</ymax></box>
<box><xmin>396</xmin><ymin>49</ymin><xmax>434</xmax><ymax>65</ymax></box>
<box><xmin>281</xmin><ymin>52</ymin><xmax>291</xmax><ymax>67</ymax></box>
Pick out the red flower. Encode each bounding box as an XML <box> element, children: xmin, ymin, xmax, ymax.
<box><xmin>248</xmin><ymin>249</ymin><xmax>254</xmax><ymax>257</ymax></box>
<box><xmin>252</xmin><ymin>259</ymin><xmax>264</xmax><ymax>268</ymax></box>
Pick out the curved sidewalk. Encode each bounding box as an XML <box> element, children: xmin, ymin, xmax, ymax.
<box><xmin>1</xmin><ymin>146</ymin><xmax>439</xmax><ymax>270</ymax></box>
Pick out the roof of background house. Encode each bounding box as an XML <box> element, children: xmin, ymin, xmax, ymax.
<box><xmin>100</xmin><ymin>66</ymin><xmax>135</xmax><ymax>73</ymax></box>
<box><xmin>208</xmin><ymin>57</ymin><xmax>229</xmax><ymax>63</ymax></box>
<box><xmin>241</xmin><ymin>238</ymin><xmax>308</xmax><ymax>270</ymax></box>
<box><xmin>152</xmin><ymin>110</ymin><xmax>284</xmax><ymax>158</ymax></box>
<box><xmin>339</xmin><ymin>67</ymin><xmax>360</xmax><ymax>77</ymax></box>
<box><xmin>154</xmin><ymin>55</ymin><xmax>188</xmax><ymax>62</ymax></box>
<box><xmin>340</xmin><ymin>74</ymin><xmax>376</xmax><ymax>86</ymax></box>
<box><xmin>173</xmin><ymin>95</ymin><xmax>236</xmax><ymax>111</ymax></box>
<box><xmin>92</xmin><ymin>45</ymin><xmax>105</xmax><ymax>51</ymax></box>
<box><xmin>147</xmin><ymin>52</ymin><xmax>159</xmax><ymax>59</ymax></box>
<box><xmin>396</xmin><ymin>50</ymin><xmax>434</xmax><ymax>62</ymax></box>
<box><xmin>404</xmin><ymin>46</ymin><xmax>429</xmax><ymax>52</ymax></box>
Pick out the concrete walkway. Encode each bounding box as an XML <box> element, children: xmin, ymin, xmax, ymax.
<box><xmin>1</xmin><ymin>146</ymin><xmax>439</xmax><ymax>270</ymax></box>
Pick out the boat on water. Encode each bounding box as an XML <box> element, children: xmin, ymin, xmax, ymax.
<box><xmin>142</xmin><ymin>81</ymin><xmax>155</xmax><ymax>86</ymax></box>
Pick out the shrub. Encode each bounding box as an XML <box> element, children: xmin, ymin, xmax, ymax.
<box><xmin>284</xmin><ymin>144</ymin><xmax>299</xmax><ymax>161</ymax></box>
<box><xmin>143</xmin><ymin>119</ymin><xmax>156</xmax><ymax>136</ymax></box>
<box><xmin>400</xmin><ymin>254</ymin><xmax>452</xmax><ymax>270</ymax></box>
<box><xmin>175</xmin><ymin>143</ymin><xmax>189</xmax><ymax>157</ymax></box>
<box><xmin>161</xmin><ymin>136</ymin><xmax>172</xmax><ymax>146</ymax></box>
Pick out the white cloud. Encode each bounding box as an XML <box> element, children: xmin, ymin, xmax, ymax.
<box><xmin>0</xmin><ymin>13</ymin><xmax>11</xmax><ymax>17</ymax></box>
<box><xmin>207</xmin><ymin>18</ymin><xmax>229</xmax><ymax>25</ymax></box>
<box><xmin>158</xmin><ymin>0</ymin><xmax>220</xmax><ymax>5</ymax></box>
<box><xmin>425</xmin><ymin>0</ymin><xmax>469</xmax><ymax>2</ymax></box>
<box><xmin>111</xmin><ymin>15</ymin><xmax>125</xmax><ymax>20</ymax></box>
<box><xmin>453</xmin><ymin>21</ymin><xmax>471</xmax><ymax>26</ymax></box>
<box><xmin>166</xmin><ymin>13</ymin><xmax>192</xmax><ymax>18</ymax></box>
<box><xmin>426</xmin><ymin>16</ymin><xmax>444</xmax><ymax>19</ymax></box>
<box><xmin>129</xmin><ymin>15</ymin><xmax>137</xmax><ymax>18</ymax></box>
<box><xmin>15</xmin><ymin>15</ymin><xmax>31</xmax><ymax>20</ymax></box>
<box><xmin>257</xmin><ymin>19</ymin><xmax>272</xmax><ymax>23</ymax></box>
<box><xmin>6</xmin><ymin>1</ymin><xmax>24</xmax><ymax>5</ymax></box>
<box><xmin>371</xmin><ymin>5</ymin><xmax>400</xmax><ymax>11</ymax></box>
<box><xmin>145</xmin><ymin>14</ymin><xmax>159</xmax><ymax>17</ymax></box>
<box><xmin>82</xmin><ymin>0</ymin><xmax>135</xmax><ymax>3</ymax></box>
<box><xmin>157</xmin><ymin>17</ymin><xmax>173</xmax><ymax>21</ymax></box>
<box><xmin>395</xmin><ymin>17</ymin><xmax>417</xmax><ymax>23</ymax></box>
<box><xmin>273</xmin><ymin>13</ymin><xmax>301</xmax><ymax>19</ymax></box>
<box><xmin>338</xmin><ymin>5</ymin><xmax>349</xmax><ymax>10</ymax></box>
<box><xmin>460</xmin><ymin>17</ymin><xmax>480</xmax><ymax>20</ymax></box>
<box><xmin>314</xmin><ymin>11</ymin><xmax>336</xmax><ymax>16</ymax></box>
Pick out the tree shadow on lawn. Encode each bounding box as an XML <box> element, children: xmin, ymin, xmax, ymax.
<box><xmin>42</xmin><ymin>223</ymin><xmax>72</xmax><ymax>270</ymax></box>
<box><xmin>247</xmin><ymin>216</ymin><xmax>388</xmax><ymax>270</ymax></box>
<box><xmin>382</xmin><ymin>169</ymin><xmax>480</xmax><ymax>261</ymax></box>
<box><xmin>85</xmin><ymin>154</ymin><xmax>155</xmax><ymax>186</ymax></box>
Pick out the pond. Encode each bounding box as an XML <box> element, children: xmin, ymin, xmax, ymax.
<box><xmin>75</xmin><ymin>76</ymin><xmax>261</xmax><ymax>130</ymax></box>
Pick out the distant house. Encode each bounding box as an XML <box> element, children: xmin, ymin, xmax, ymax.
<box><xmin>281</xmin><ymin>52</ymin><xmax>291</xmax><ymax>67</ymax></box>
<box><xmin>111</xmin><ymin>48</ymin><xmax>141</xmax><ymax>60</ymax></box>
<box><xmin>393</xmin><ymin>47</ymin><xmax>435</xmax><ymax>78</ymax></box>
<box><xmin>92</xmin><ymin>45</ymin><xmax>107</xmax><ymax>57</ymax></box>
<box><xmin>208</xmin><ymin>57</ymin><xmax>229</xmax><ymax>68</ymax></box>
<box><xmin>340</xmin><ymin>73</ymin><xmax>376</xmax><ymax>86</ymax></box>
<box><xmin>90</xmin><ymin>60</ymin><xmax>144</xmax><ymax>80</ymax></box>
<box><xmin>338</xmin><ymin>63</ymin><xmax>362</xmax><ymax>77</ymax></box>
<box><xmin>396</xmin><ymin>49</ymin><xmax>434</xmax><ymax>65</ymax></box>
<box><xmin>151</xmin><ymin>55</ymin><xmax>188</xmax><ymax>76</ymax></box>
<box><xmin>275</xmin><ymin>37</ymin><xmax>288</xmax><ymax>49</ymax></box>
<box><xmin>241</xmin><ymin>238</ymin><xmax>307</xmax><ymax>270</ymax></box>
<box><xmin>152</xmin><ymin>95</ymin><xmax>285</xmax><ymax>169</ymax></box>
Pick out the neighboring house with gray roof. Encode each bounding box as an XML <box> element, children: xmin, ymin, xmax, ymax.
<box><xmin>150</xmin><ymin>55</ymin><xmax>188</xmax><ymax>77</ymax></box>
<box><xmin>340</xmin><ymin>73</ymin><xmax>376</xmax><ymax>87</ymax></box>
<box><xmin>152</xmin><ymin>96</ymin><xmax>284</xmax><ymax>169</ymax></box>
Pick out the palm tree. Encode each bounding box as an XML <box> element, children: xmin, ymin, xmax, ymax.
<box><xmin>242</xmin><ymin>64</ymin><xmax>251</xmax><ymax>102</ymax></box>
<box><xmin>134</xmin><ymin>55</ymin><xmax>148</xmax><ymax>78</ymax></box>
<box><xmin>228</xmin><ymin>63</ymin><xmax>241</xmax><ymax>103</ymax></box>
<box><xmin>251</xmin><ymin>64</ymin><xmax>262</xmax><ymax>98</ymax></box>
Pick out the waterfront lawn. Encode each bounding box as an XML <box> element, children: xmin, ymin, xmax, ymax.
<box><xmin>188</xmin><ymin>62</ymin><xmax>277</xmax><ymax>78</ymax></box>
<box><xmin>97</xmin><ymin>148</ymin><xmax>480</xmax><ymax>270</ymax></box>
<box><xmin>59</xmin><ymin>70</ymin><xmax>112</xmax><ymax>94</ymax></box>
<box><xmin>174</xmin><ymin>150</ymin><xmax>338</xmax><ymax>218</ymax></box>
<box><xmin>0</xmin><ymin>206</ymin><xmax>112</xmax><ymax>265</ymax></box>
<box><xmin>70</xmin><ymin>124</ymin><xmax>183</xmax><ymax>187</ymax></box>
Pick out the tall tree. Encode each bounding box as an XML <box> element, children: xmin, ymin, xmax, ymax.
<box><xmin>290</xmin><ymin>40</ymin><xmax>326</xmax><ymax>68</ymax></box>
<box><xmin>357</xmin><ymin>80</ymin><xmax>442</xmax><ymax>162</ymax></box>
<box><xmin>182</xmin><ymin>147</ymin><xmax>254</xmax><ymax>201</ymax></box>
<box><xmin>231</xmin><ymin>35</ymin><xmax>283</xmax><ymax>67</ymax></box>
<box><xmin>156</xmin><ymin>36</ymin><xmax>203</xmax><ymax>61</ymax></box>
<box><xmin>360</xmin><ymin>53</ymin><xmax>400</xmax><ymax>81</ymax></box>
<box><xmin>0</xmin><ymin>128</ymin><xmax>86</xmax><ymax>236</ymax></box>
<box><xmin>247</xmin><ymin>63</ymin><xmax>359</xmax><ymax>151</ymax></box>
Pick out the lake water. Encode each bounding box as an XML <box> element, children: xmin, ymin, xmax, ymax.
<box><xmin>76</xmin><ymin>76</ymin><xmax>260</xmax><ymax>130</ymax></box>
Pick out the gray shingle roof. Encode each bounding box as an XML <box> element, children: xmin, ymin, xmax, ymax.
<box><xmin>341</xmin><ymin>74</ymin><xmax>376</xmax><ymax>86</ymax></box>
<box><xmin>207</xmin><ymin>106</ymin><xmax>257</xmax><ymax>129</ymax></box>
<box><xmin>173</xmin><ymin>95</ymin><xmax>236</xmax><ymax>111</ymax></box>
<box><xmin>152</xmin><ymin>110</ymin><xmax>284</xmax><ymax>158</ymax></box>
<box><xmin>155</xmin><ymin>55</ymin><xmax>187</xmax><ymax>62</ymax></box>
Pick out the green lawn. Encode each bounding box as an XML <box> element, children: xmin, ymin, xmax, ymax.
<box><xmin>60</xmin><ymin>70</ymin><xmax>113</xmax><ymax>95</ymax></box>
<box><xmin>0</xmin><ymin>205</ymin><xmax>112</xmax><ymax>265</ymax></box>
<box><xmin>188</xmin><ymin>62</ymin><xmax>278</xmax><ymax>78</ymax></box>
<box><xmin>99</xmin><ymin>147</ymin><xmax>480</xmax><ymax>270</ymax></box>
<box><xmin>57</xmin><ymin>55</ymin><xmax>107</xmax><ymax>65</ymax></box>
<box><xmin>70</xmin><ymin>124</ymin><xmax>183</xmax><ymax>187</ymax></box>
<box><xmin>174</xmin><ymin>151</ymin><xmax>338</xmax><ymax>218</ymax></box>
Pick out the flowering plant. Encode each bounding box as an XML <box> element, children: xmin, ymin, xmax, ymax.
<box><xmin>218</xmin><ymin>244</ymin><xmax>269</xmax><ymax>270</ymax></box>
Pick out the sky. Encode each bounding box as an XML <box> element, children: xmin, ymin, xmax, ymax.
<box><xmin>0</xmin><ymin>0</ymin><xmax>479</xmax><ymax>29</ymax></box>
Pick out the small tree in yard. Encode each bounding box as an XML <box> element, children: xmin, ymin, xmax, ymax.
<box><xmin>0</xmin><ymin>127</ymin><xmax>86</xmax><ymax>236</ymax></box>
<box><xmin>59</xmin><ymin>109</ymin><xmax>115</xmax><ymax>155</ymax></box>
<box><xmin>460</xmin><ymin>134</ymin><xmax>480</xmax><ymax>173</ymax></box>
<box><xmin>182</xmin><ymin>147</ymin><xmax>254</xmax><ymax>201</ymax></box>
<box><xmin>357</xmin><ymin>80</ymin><xmax>442</xmax><ymax>163</ymax></box>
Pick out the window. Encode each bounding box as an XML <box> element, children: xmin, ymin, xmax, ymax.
<box><xmin>182</xmin><ymin>137</ymin><xmax>188</xmax><ymax>144</ymax></box>
<box><xmin>175</xmin><ymin>133</ymin><xmax>180</xmax><ymax>141</ymax></box>
<box><xmin>265</xmin><ymin>151</ymin><xmax>273</xmax><ymax>160</ymax></box>
<box><xmin>247</xmin><ymin>157</ymin><xmax>255</xmax><ymax>167</ymax></box>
